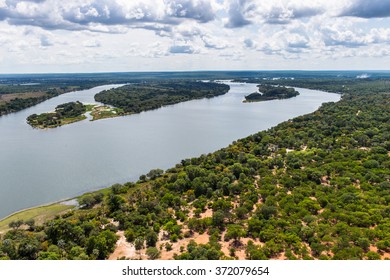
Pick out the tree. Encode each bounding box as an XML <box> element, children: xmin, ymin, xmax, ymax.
<box><xmin>146</xmin><ymin>247</ymin><xmax>160</xmax><ymax>260</ymax></box>
<box><xmin>124</xmin><ymin>229</ymin><xmax>135</xmax><ymax>243</ymax></box>
<box><xmin>147</xmin><ymin>169</ymin><xmax>164</xmax><ymax>180</ymax></box>
<box><xmin>225</xmin><ymin>224</ymin><xmax>246</xmax><ymax>247</ymax></box>
<box><xmin>134</xmin><ymin>237</ymin><xmax>144</xmax><ymax>251</ymax></box>
<box><xmin>86</xmin><ymin>230</ymin><xmax>118</xmax><ymax>260</ymax></box>
<box><xmin>146</xmin><ymin>231</ymin><xmax>158</xmax><ymax>247</ymax></box>
<box><xmin>9</xmin><ymin>220</ymin><xmax>23</xmax><ymax>230</ymax></box>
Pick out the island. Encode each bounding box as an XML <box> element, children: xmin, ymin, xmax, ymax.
<box><xmin>27</xmin><ymin>101</ymin><xmax>125</xmax><ymax>128</ymax></box>
<box><xmin>244</xmin><ymin>85</ymin><xmax>299</xmax><ymax>102</ymax></box>
<box><xmin>94</xmin><ymin>81</ymin><xmax>230</xmax><ymax>113</ymax></box>
<box><xmin>27</xmin><ymin>101</ymin><xmax>88</xmax><ymax>128</ymax></box>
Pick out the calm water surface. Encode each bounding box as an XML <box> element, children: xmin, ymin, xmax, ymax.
<box><xmin>0</xmin><ymin>82</ymin><xmax>340</xmax><ymax>218</ymax></box>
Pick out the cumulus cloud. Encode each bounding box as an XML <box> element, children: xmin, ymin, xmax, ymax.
<box><xmin>225</xmin><ymin>0</ymin><xmax>253</xmax><ymax>28</ymax></box>
<box><xmin>320</xmin><ymin>21</ymin><xmax>371</xmax><ymax>48</ymax></box>
<box><xmin>225</xmin><ymin>0</ymin><xmax>325</xmax><ymax>27</ymax></box>
<box><xmin>340</xmin><ymin>0</ymin><xmax>390</xmax><ymax>18</ymax></box>
<box><xmin>165</xmin><ymin>0</ymin><xmax>215</xmax><ymax>23</ymax></box>
<box><xmin>0</xmin><ymin>0</ymin><xmax>217</xmax><ymax>32</ymax></box>
<box><xmin>243</xmin><ymin>38</ymin><xmax>255</xmax><ymax>48</ymax></box>
<box><xmin>40</xmin><ymin>35</ymin><xmax>53</xmax><ymax>47</ymax></box>
<box><xmin>0</xmin><ymin>0</ymin><xmax>390</xmax><ymax>72</ymax></box>
<box><xmin>201</xmin><ymin>35</ymin><xmax>230</xmax><ymax>49</ymax></box>
<box><xmin>169</xmin><ymin>44</ymin><xmax>194</xmax><ymax>53</ymax></box>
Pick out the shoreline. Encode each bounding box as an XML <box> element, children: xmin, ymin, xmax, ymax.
<box><xmin>0</xmin><ymin>197</ymin><xmax>78</xmax><ymax>225</ymax></box>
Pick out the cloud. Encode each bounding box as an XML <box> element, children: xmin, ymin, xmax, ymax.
<box><xmin>82</xmin><ymin>40</ymin><xmax>101</xmax><ymax>48</ymax></box>
<box><xmin>321</xmin><ymin>24</ymin><xmax>370</xmax><ymax>48</ymax></box>
<box><xmin>340</xmin><ymin>0</ymin><xmax>390</xmax><ymax>18</ymax></box>
<box><xmin>40</xmin><ymin>35</ymin><xmax>53</xmax><ymax>47</ymax></box>
<box><xmin>225</xmin><ymin>0</ymin><xmax>325</xmax><ymax>27</ymax></box>
<box><xmin>165</xmin><ymin>0</ymin><xmax>215</xmax><ymax>23</ymax></box>
<box><xmin>0</xmin><ymin>0</ymin><xmax>217</xmax><ymax>33</ymax></box>
<box><xmin>169</xmin><ymin>44</ymin><xmax>194</xmax><ymax>53</ymax></box>
<box><xmin>225</xmin><ymin>0</ymin><xmax>253</xmax><ymax>28</ymax></box>
<box><xmin>201</xmin><ymin>35</ymin><xmax>229</xmax><ymax>49</ymax></box>
<box><xmin>243</xmin><ymin>38</ymin><xmax>255</xmax><ymax>48</ymax></box>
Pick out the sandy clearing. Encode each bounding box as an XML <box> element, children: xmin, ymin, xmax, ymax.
<box><xmin>108</xmin><ymin>231</ymin><xmax>146</xmax><ymax>260</ymax></box>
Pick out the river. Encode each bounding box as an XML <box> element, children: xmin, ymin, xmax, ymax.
<box><xmin>0</xmin><ymin>82</ymin><xmax>340</xmax><ymax>219</ymax></box>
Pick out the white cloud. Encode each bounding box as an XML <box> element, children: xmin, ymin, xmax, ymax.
<box><xmin>0</xmin><ymin>0</ymin><xmax>389</xmax><ymax>72</ymax></box>
<box><xmin>82</xmin><ymin>40</ymin><xmax>101</xmax><ymax>48</ymax></box>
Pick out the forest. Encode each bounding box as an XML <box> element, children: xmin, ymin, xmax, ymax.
<box><xmin>27</xmin><ymin>101</ymin><xmax>87</xmax><ymax>128</ymax></box>
<box><xmin>94</xmin><ymin>81</ymin><xmax>230</xmax><ymax>113</ymax></box>
<box><xmin>1</xmin><ymin>78</ymin><xmax>388</xmax><ymax>260</ymax></box>
<box><xmin>244</xmin><ymin>85</ymin><xmax>299</xmax><ymax>102</ymax></box>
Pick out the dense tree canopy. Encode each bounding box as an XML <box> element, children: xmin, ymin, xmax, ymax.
<box><xmin>245</xmin><ymin>85</ymin><xmax>299</xmax><ymax>102</ymax></box>
<box><xmin>94</xmin><ymin>81</ymin><xmax>230</xmax><ymax>114</ymax></box>
<box><xmin>27</xmin><ymin>101</ymin><xmax>87</xmax><ymax>128</ymax></box>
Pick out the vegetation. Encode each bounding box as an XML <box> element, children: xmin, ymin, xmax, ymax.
<box><xmin>245</xmin><ymin>85</ymin><xmax>299</xmax><ymax>102</ymax></box>
<box><xmin>27</xmin><ymin>101</ymin><xmax>87</xmax><ymax>128</ymax></box>
<box><xmin>94</xmin><ymin>81</ymin><xmax>230</xmax><ymax>114</ymax></box>
<box><xmin>0</xmin><ymin>202</ymin><xmax>76</xmax><ymax>233</ymax></box>
<box><xmin>0</xmin><ymin>82</ymin><xmax>103</xmax><ymax>116</ymax></box>
<box><xmin>1</xmin><ymin>77</ymin><xmax>389</xmax><ymax>260</ymax></box>
<box><xmin>90</xmin><ymin>105</ymin><xmax>125</xmax><ymax>121</ymax></box>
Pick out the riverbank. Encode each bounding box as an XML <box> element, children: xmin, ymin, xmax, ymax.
<box><xmin>0</xmin><ymin>199</ymin><xmax>78</xmax><ymax>233</ymax></box>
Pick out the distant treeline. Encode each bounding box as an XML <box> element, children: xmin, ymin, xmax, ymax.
<box><xmin>234</xmin><ymin>78</ymin><xmax>390</xmax><ymax>95</ymax></box>
<box><xmin>94</xmin><ymin>81</ymin><xmax>230</xmax><ymax>114</ymax></box>
<box><xmin>1</xmin><ymin>84</ymin><xmax>94</xmax><ymax>116</ymax></box>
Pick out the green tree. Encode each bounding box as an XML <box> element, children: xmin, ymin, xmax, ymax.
<box><xmin>146</xmin><ymin>247</ymin><xmax>160</xmax><ymax>260</ymax></box>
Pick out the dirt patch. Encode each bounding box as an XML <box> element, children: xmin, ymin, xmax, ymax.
<box><xmin>108</xmin><ymin>231</ymin><xmax>146</xmax><ymax>260</ymax></box>
<box><xmin>273</xmin><ymin>252</ymin><xmax>286</xmax><ymax>260</ymax></box>
<box><xmin>369</xmin><ymin>245</ymin><xmax>390</xmax><ymax>260</ymax></box>
<box><xmin>157</xmin><ymin>232</ymin><xmax>210</xmax><ymax>260</ymax></box>
<box><xmin>0</xmin><ymin>92</ymin><xmax>46</xmax><ymax>102</ymax></box>
<box><xmin>200</xmin><ymin>208</ymin><xmax>213</xmax><ymax>219</ymax></box>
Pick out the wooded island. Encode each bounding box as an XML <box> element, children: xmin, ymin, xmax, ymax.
<box><xmin>95</xmin><ymin>81</ymin><xmax>230</xmax><ymax>113</ymax></box>
<box><xmin>27</xmin><ymin>101</ymin><xmax>88</xmax><ymax>128</ymax></box>
<box><xmin>245</xmin><ymin>85</ymin><xmax>299</xmax><ymax>102</ymax></box>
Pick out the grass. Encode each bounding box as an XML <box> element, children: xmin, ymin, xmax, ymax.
<box><xmin>0</xmin><ymin>188</ymin><xmax>109</xmax><ymax>233</ymax></box>
<box><xmin>0</xmin><ymin>202</ymin><xmax>76</xmax><ymax>233</ymax></box>
<box><xmin>90</xmin><ymin>105</ymin><xmax>127</xmax><ymax>121</ymax></box>
<box><xmin>0</xmin><ymin>92</ymin><xmax>47</xmax><ymax>103</ymax></box>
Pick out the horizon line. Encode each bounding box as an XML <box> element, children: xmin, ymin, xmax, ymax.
<box><xmin>1</xmin><ymin>69</ymin><xmax>390</xmax><ymax>76</ymax></box>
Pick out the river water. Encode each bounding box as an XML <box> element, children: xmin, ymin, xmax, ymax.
<box><xmin>0</xmin><ymin>82</ymin><xmax>340</xmax><ymax>219</ymax></box>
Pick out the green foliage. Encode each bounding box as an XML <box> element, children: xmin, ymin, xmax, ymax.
<box><xmin>146</xmin><ymin>247</ymin><xmax>160</xmax><ymax>260</ymax></box>
<box><xmin>27</xmin><ymin>101</ymin><xmax>87</xmax><ymax>128</ymax></box>
<box><xmin>95</xmin><ymin>81</ymin><xmax>230</xmax><ymax>114</ymax></box>
<box><xmin>245</xmin><ymin>85</ymin><xmax>299</xmax><ymax>102</ymax></box>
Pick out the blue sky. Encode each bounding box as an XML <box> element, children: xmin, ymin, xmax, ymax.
<box><xmin>0</xmin><ymin>0</ymin><xmax>389</xmax><ymax>73</ymax></box>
